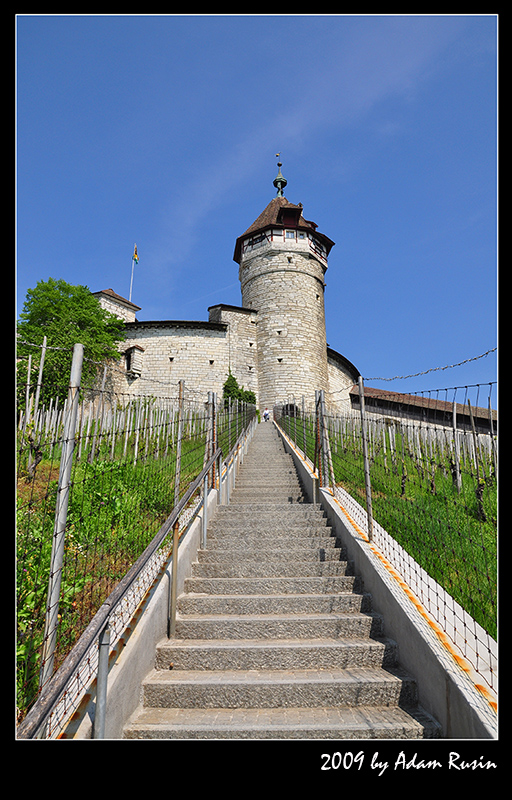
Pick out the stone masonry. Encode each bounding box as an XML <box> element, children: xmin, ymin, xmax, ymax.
<box><xmin>96</xmin><ymin>165</ymin><xmax>360</xmax><ymax>409</ymax></box>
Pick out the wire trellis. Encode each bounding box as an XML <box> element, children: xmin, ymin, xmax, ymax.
<box><xmin>275</xmin><ymin>381</ymin><xmax>497</xmax><ymax>701</ymax></box>
<box><xmin>16</xmin><ymin>341</ymin><xmax>255</xmax><ymax>729</ymax></box>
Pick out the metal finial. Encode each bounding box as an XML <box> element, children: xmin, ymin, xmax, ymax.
<box><xmin>273</xmin><ymin>156</ymin><xmax>287</xmax><ymax>197</ymax></box>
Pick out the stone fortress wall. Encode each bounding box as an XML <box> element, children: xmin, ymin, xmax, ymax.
<box><xmin>96</xmin><ymin>166</ymin><xmax>359</xmax><ymax>409</ymax></box>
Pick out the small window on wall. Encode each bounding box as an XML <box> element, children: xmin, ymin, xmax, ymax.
<box><xmin>125</xmin><ymin>345</ymin><xmax>143</xmax><ymax>376</ymax></box>
<box><xmin>286</xmin><ymin>230</ymin><xmax>295</xmax><ymax>239</ymax></box>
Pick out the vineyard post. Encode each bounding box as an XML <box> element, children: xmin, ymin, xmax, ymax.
<box><xmin>39</xmin><ymin>343</ymin><xmax>84</xmax><ymax>690</ymax></box>
<box><xmin>88</xmin><ymin>364</ymin><xmax>107</xmax><ymax>463</ymax></box>
<box><xmin>319</xmin><ymin>390</ymin><xmax>334</xmax><ymax>489</ymax></box>
<box><xmin>210</xmin><ymin>392</ymin><xmax>217</xmax><ymax>489</ymax></box>
<box><xmin>452</xmin><ymin>399</ymin><xmax>462</xmax><ymax>493</ymax></box>
<box><xmin>174</xmin><ymin>380</ymin><xmax>184</xmax><ymax>507</ymax></box>
<box><xmin>302</xmin><ymin>395</ymin><xmax>306</xmax><ymax>456</ymax></box>
<box><xmin>358</xmin><ymin>376</ymin><xmax>374</xmax><ymax>542</ymax></box>
<box><xmin>488</xmin><ymin>395</ymin><xmax>497</xmax><ymax>478</ymax></box>
<box><xmin>33</xmin><ymin>335</ymin><xmax>47</xmax><ymax>431</ymax></box>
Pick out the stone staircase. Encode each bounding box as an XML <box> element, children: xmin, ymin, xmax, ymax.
<box><xmin>123</xmin><ymin>422</ymin><xmax>441</xmax><ymax>739</ymax></box>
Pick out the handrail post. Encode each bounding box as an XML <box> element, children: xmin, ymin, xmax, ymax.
<box><xmin>92</xmin><ymin>624</ymin><xmax>110</xmax><ymax>739</ymax></box>
<box><xmin>202</xmin><ymin>472</ymin><xmax>209</xmax><ymax>550</ymax></box>
<box><xmin>217</xmin><ymin>451</ymin><xmax>223</xmax><ymax>505</ymax></box>
<box><xmin>168</xmin><ymin>520</ymin><xmax>180</xmax><ymax>638</ymax></box>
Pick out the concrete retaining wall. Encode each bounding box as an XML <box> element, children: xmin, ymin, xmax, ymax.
<box><xmin>65</xmin><ymin>487</ymin><xmax>220</xmax><ymax>740</ymax></box>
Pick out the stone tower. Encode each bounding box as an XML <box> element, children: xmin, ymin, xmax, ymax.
<box><xmin>233</xmin><ymin>162</ymin><xmax>335</xmax><ymax>410</ymax></box>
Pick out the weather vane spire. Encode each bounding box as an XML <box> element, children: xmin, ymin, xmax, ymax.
<box><xmin>273</xmin><ymin>153</ymin><xmax>287</xmax><ymax>197</ymax></box>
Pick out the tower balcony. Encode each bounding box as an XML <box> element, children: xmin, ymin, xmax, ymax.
<box><xmin>240</xmin><ymin>227</ymin><xmax>328</xmax><ymax>265</ymax></box>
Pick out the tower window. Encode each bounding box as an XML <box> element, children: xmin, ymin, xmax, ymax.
<box><xmin>286</xmin><ymin>230</ymin><xmax>295</xmax><ymax>239</ymax></box>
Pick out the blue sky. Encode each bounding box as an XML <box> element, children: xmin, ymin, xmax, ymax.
<box><xmin>16</xmin><ymin>14</ymin><xmax>498</xmax><ymax>399</ymax></box>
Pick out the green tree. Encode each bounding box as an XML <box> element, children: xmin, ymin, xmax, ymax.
<box><xmin>17</xmin><ymin>278</ymin><xmax>125</xmax><ymax>406</ymax></box>
<box><xmin>222</xmin><ymin>371</ymin><xmax>256</xmax><ymax>405</ymax></box>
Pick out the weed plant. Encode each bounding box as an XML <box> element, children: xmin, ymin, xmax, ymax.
<box><xmin>16</xmin><ymin>425</ymin><xmax>218</xmax><ymax>719</ymax></box>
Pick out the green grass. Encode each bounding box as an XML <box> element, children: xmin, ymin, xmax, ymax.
<box><xmin>17</xmin><ymin>444</ymin><xmax>195</xmax><ymax>717</ymax></box>
<box><xmin>280</xmin><ymin>415</ymin><xmax>497</xmax><ymax>640</ymax></box>
<box><xmin>16</xmin><ymin>407</ymin><xmax>253</xmax><ymax>720</ymax></box>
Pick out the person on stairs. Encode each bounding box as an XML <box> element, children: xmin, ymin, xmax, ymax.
<box><xmin>263</xmin><ymin>408</ymin><xmax>270</xmax><ymax>422</ymax></box>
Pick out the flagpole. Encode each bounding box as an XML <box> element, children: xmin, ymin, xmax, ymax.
<box><xmin>129</xmin><ymin>258</ymin><xmax>135</xmax><ymax>303</ymax></box>
<box><xmin>129</xmin><ymin>244</ymin><xmax>138</xmax><ymax>303</ymax></box>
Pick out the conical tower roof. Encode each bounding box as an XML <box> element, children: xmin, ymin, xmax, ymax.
<box><xmin>234</xmin><ymin>195</ymin><xmax>334</xmax><ymax>263</ymax></box>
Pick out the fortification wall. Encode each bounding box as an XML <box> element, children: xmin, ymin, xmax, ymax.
<box><xmin>327</xmin><ymin>355</ymin><xmax>356</xmax><ymax>415</ymax></box>
<box><xmin>208</xmin><ymin>304</ymin><xmax>259</xmax><ymax>403</ymax></box>
<box><xmin>112</xmin><ymin>321</ymin><xmax>231</xmax><ymax>401</ymax></box>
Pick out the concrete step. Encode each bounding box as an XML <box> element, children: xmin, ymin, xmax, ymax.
<box><xmin>205</xmin><ymin>535</ymin><xmax>344</xmax><ymax>550</ymax></box>
<box><xmin>195</xmin><ymin>548</ymin><xmax>346</xmax><ymax>564</ymax></box>
<box><xmin>124</xmin><ymin>704</ymin><xmax>442</xmax><ymax>740</ymax></box>
<box><xmin>138</xmin><ymin>665</ymin><xmax>418</xmax><ymax>710</ymax></box>
<box><xmin>172</xmin><ymin>611</ymin><xmax>385</xmax><ymax>640</ymax></box>
<box><xmin>207</xmin><ymin>528</ymin><xmax>338</xmax><ymax>539</ymax></box>
<box><xmin>177</xmin><ymin>592</ymin><xmax>372</xmax><ymax>615</ymax></box>
<box><xmin>229</xmin><ymin>494</ymin><xmax>306</xmax><ymax>504</ymax></box>
<box><xmin>154</xmin><ymin>636</ymin><xmax>398</xmax><ymax>671</ymax></box>
<box><xmin>213</xmin><ymin>504</ymin><xmax>327</xmax><ymax>519</ymax></box>
<box><xmin>184</xmin><ymin>575</ymin><xmax>362</xmax><ymax>595</ymax></box>
<box><xmin>122</xmin><ymin>423</ymin><xmax>442</xmax><ymax>741</ymax></box>
<box><xmin>209</xmin><ymin>515</ymin><xmax>330</xmax><ymax>527</ymax></box>
<box><xmin>191</xmin><ymin>560</ymin><xmax>353</xmax><ymax>578</ymax></box>
<box><xmin>233</xmin><ymin>481</ymin><xmax>303</xmax><ymax>490</ymax></box>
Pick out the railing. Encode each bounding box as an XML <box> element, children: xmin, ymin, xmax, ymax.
<box><xmin>274</xmin><ymin>381</ymin><xmax>497</xmax><ymax>704</ymax></box>
<box><xmin>16</xmin><ymin>339</ymin><xmax>257</xmax><ymax>737</ymax></box>
<box><xmin>17</xmin><ymin>446</ymin><xmax>218</xmax><ymax>739</ymax></box>
<box><xmin>17</xmin><ymin>412</ymin><xmax>257</xmax><ymax>740</ymax></box>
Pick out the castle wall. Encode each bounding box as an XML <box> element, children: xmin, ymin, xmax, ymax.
<box><xmin>327</xmin><ymin>352</ymin><xmax>357</xmax><ymax>415</ymax></box>
<box><xmin>95</xmin><ymin>192</ymin><xmax>359</xmax><ymax>415</ymax></box>
<box><xmin>208</xmin><ymin>304</ymin><xmax>260</xmax><ymax>403</ymax></box>
<box><xmin>112</xmin><ymin>321</ymin><xmax>231</xmax><ymax>402</ymax></box>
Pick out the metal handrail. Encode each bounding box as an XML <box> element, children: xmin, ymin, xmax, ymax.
<box><xmin>17</xmin><ymin>446</ymin><xmax>222</xmax><ymax>740</ymax></box>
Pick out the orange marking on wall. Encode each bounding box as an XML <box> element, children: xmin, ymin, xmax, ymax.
<box><xmin>276</xmin><ymin>424</ymin><xmax>496</xmax><ymax>714</ymax></box>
